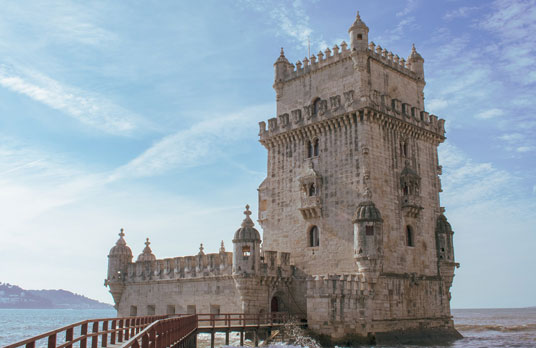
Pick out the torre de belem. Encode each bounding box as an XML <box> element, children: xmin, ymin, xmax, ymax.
<box><xmin>106</xmin><ymin>12</ymin><xmax>460</xmax><ymax>342</ymax></box>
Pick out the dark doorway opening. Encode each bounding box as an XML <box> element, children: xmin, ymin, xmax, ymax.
<box><xmin>271</xmin><ymin>296</ymin><xmax>279</xmax><ymax>312</ymax></box>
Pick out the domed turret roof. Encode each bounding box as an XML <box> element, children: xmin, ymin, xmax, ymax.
<box><xmin>436</xmin><ymin>214</ymin><xmax>453</xmax><ymax>234</ymax></box>
<box><xmin>353</xmin><ymin>189</ymin><xmax>382</xmax><ymax>222</ymax></box>
<box><xmin>353</xmin><ymin>201</ymin><xmax>382</xmax><ymax>222</ymax></box>
<box><xmin>408</xmin><ymin>44</ymin><xmax>424</xmax><ymax>61</ymax></box>
<box><xmin>137</xmin><ymin>238</ymin><xmax>156</xmax><ymax>262</ymax></box>
<box><xmin>348</xmin><ymin>11</ymin><xmax>369</xmax><ymax>33</ymax></box>
<box><xmin>233</xmin><ymin>205</ymin><xmax>261</xmax><ymax>242</ymax></box>
<box><xmin>108</xmin><ymin>229</ymin><xmax>133</xmax><ymax>257</ymax></box>
<box><xmin>274</xmin><ymin>47</ymin><xmax>290</xmax><ymax>65</ymax></box>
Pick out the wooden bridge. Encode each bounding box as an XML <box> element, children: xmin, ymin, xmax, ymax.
<box><xmin>3</xmin><ymin>313</ymin><xmax>290</xmax><ymax>348</ymax></box>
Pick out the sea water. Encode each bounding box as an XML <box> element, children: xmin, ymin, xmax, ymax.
<box><xmin>1</xmin><ymin>308</ymin><xmax>535</xmax><ymax>347</ymax></box>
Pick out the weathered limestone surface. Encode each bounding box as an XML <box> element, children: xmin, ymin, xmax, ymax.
<box><xmin>105</xmin><ymin>11</ymin><xmax>460</xmax><ymax>344</ymax></box>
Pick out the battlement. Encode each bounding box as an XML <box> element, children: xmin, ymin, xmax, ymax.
<box><xmin>126</xmin><ymin>250</ymin><xmax>233</xmax><ymax>282</ymax></box>
<box><xmin>306</xmin><ymin>274</ymin><xmax>369</xmax><ymax>297</ymax></box>
<box><xmin>259</xmin><ymin>89</ymin><xmax>445</xmax><ymax>145</ymax></box>
<box><xmin>121</xmin><ymin>248</ymin><xmax>292</xmax><ymax>283</ymax></box>
<box><xmin>278</xmin><ymin>41</ymin><xmax>419</xmax><ymax>85</ymax></box>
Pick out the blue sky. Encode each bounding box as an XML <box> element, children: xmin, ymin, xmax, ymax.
<box><xmin>0</xmin><ymin>0</ymin><xmax>534</xmax><ymax>309</ymax></box>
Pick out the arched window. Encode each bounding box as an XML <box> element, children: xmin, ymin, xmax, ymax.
<box><xmin>313</xmin><ymin>98</ymin><xmax>321</xmax><ymax>116</ymax></box>
<box><xmin>307</xmin><ymin>140</ymin><xmax>313</xmax><ymax>158</ymax></box>
<box><xmin>357</xmin><ymin>34</ymin><xmax>363</xmax><ymax>40</ymax></box>
<box><xmin>242</xmin><ymin>245</ymin><xmax>251</xmax><ymax>259</ymax></box>
<box><xmin>313</xmin><ymin>138</ymin><xmax>319</xmax><ymax>156</ymax></box>
<box><xmin>403</xmin><ymin>183</ymin><xmax>409</xmax><ymax>196</ymax></box>
<box><xmin>309</xmin><ymin>226</ymin><xmax>320</xmax><ymax>247</ymax></box>
<box><xmin>308</xmin><ymin>183</ymin><xmax>316</xmax><ymax>196</ymax></box>
<box><xmin>406</xmin><ymin>225</ymin><xmax>414</xmax><ymax>247</ymax></box>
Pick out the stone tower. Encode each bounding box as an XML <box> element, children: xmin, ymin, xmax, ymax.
<box><xmin>258</xmin><ymin>11</ymin><xmax>459</xmax><ymax>339</ymax></box>
<box><xmin>105</xmin><ymin>229</ymin><xmax>133</xmax><ymax>308</ymax></box>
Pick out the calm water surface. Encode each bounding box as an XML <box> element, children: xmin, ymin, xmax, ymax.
<box><xmin>1</xmin><ymin>308</ymin><xmax>535</xmax><ymax>347</ymax></box>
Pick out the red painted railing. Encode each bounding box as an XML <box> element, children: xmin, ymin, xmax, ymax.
<box><xmin>4</xmin><ymin>312</ymin><xmax>289</xmax><ymax>348</ymax></box>
<box><xmin>196</xmin><ymin>312</ymin><xmax>288</xmax><ymax>328</ymax></box>
<box><xmin>4</xmin><ymin>316</ymin><xmax>166</xmax><ymax>348</ymax></box>
<box><xmin>122</xmin><ymin>316</ymin><xmax>197</xmax><ymax>348</ymax></box>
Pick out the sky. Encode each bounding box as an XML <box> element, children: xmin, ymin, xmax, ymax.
<box><xmin>0</xmin><ymin>0</ymin><xmax>534</xmax><ymax>309</ymax></box>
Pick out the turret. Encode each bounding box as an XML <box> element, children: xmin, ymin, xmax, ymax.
<box><xmin>436</xmin><ymin>214</ymin><xmax>455</xmax><ymax>263</ymax></box>
<box><xmin>232</xmin><ymin>205</ymin><xmax>261</xmax><ymax>275</ymax></box>
<box><xmin>348</xmin><ymin>11</ymin><xmax>369</xmax><ymax>51</ymax></box>
<box><xmin>106</xmin><ymin>228</ymin><xmax>133</xmax><ymax>308</ymax></box>
<box><xmin>137</xmin><ymin>238</ymin><xmax>156</xmax><ymax>262</ymax></box>
<box><xmin>273</xmin><ymin>48</ymin><xmax>292</xmax><ymax>101</ymax></box>
<box><xmin>353</xmin><ymin>190</ymin><xmax>383</xmax><ymax>280</ymax></box>
<box><xmin>408</xmin><ymin>44</ymin><xmax>424</xmax><ymax>79</ymax></box>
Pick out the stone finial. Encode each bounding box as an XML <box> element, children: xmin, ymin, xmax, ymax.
<box><xmin>303</xmin><ymin>57</ymin><xmax>309</xmax><ymax>67</ymax></box>
<box><xmin>220</xmin><ymin>240</ymin><xmax>225</xmax><ymax>253</ymax></box>
<box><xmin>363</xmin><ymin>187</ymin><xmax>373</xmax><ymax>200</ymax></box>
<box><xmin>199</xmin><ymin>243</ymin><xmax>205</xmax><ymax>255</ymax></box>
<box><xmin>119</xmin><ymin>228</ymin><xmax>125</xmax><ymax>238</ymax></box>
<box><xmin>241</xmin><ymin>204</ymin><xmax>255</xmax><ymax>228</ymax></box>
<box><xmin>356</xmin><ymin>10</ymin><xmax>361</xmax><ymax>21</ymax></box>
<box><xmin>137</xmin><ymin>237</ymin><xmax>156</xmax><ymax>262</ymax></box>
<box><xmin>333</xmin><ymin>44</ymin><xmax>339</xmax><ymax>55</ymax></box>
<box><xmin>324</xmin><ymin>47</ymin><xmax>331</xmax><ymax>57</ymax></box>
<box><xmin>310</xmin><ymin>54</ymin><xmax>317</xmax><ymax>64</ymax></box>
<box><xmin>296</xmin><ymin>60</ymin><xmax>302</xmax><ymax>69</ymax></box>
<box><xmin>280</xmin><ymin>47</ymin><xmax>285</xmax><ymax>56</ymax></box>
<box><xmin>341</xmin><ymin>41</ymin><xmax>348</xmax><ymax>50</ymax></box>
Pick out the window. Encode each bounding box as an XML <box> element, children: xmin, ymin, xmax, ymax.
<box><xmin>166</xmin><ymin>305</ymin><xmax>175</xmax><ymax>315</ymax></box>
<box><xmin>187</xmin><ymin>305</ymin><xmax>196</xmax><ymax>314</ymax></box>
<box><xmin>210</xmin><ymin>305</ymin><xmax>220</xmax><ymax>315</ymax></box>
<box><xmin>403</xmin><ymin>183</ymin><xmax>409</xmax><ymax>196</ymax></box>
<box><xmin>365</xmin><ymin>225</ymin><xmax>374</xmax><ymax>236</ymax></box>
<box><xmin>357</xmin><ymin>34</ymin><xmax>363</xmax><ymax>40</ymax></box>
<box><xmin>308</xmin><ymin>183</ymin><xmax>316</xmax><ymax>196</ymax></box>
<box><xmin>307</xmin><ymin>140</ymin><xmax>313</xmax><ymax>158</ymax></box>
<box><xmin>242</xmin><ymin>245</ymin><xmax>251</xmax><ymax>259</ymax></box>
<box><xmin>406</xmin><ymin>225</ymin><xmax>414</xmax><ymax>247</ymax></box>
<box><xmin>313</xmin><ymin>138</ymin><xmax>319</xmax><ymax>156</ymax></box>
<box><xmin>147</xmin><ymin>304</ymin><xmax>155</xmax><ymax>315</ymax></box>
<box><xmin>309</xmin><ymin>226</ymin><xmax>320</xmax><ymax>247</ymax></box>
<box><xmin>400</xmin><ymin>141</ymin><xmax>408</xmax><ymax>157</ymax></box>
<box><xmin>130</xmin><ymin>305</ymin><xmax>137</xmax><ymax>316</ymax></box>
<box><xmin>313</xmin><ymin>98</ymin><xmax>321</xmax><ymax>116</ymax></box>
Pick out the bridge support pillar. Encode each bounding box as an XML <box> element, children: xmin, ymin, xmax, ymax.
<box><xmin>240</xmin><ymin>330</ymin><xmax>244</xmax><ymax>346</ymax></box>
<box><xmin>210</xmin><ymin>331</ymin><xmax>215</xmax><ymax>348</ymax></box>
<box><xmin>225</xmin><ymin>330</ymin><xmax>229</xmax><ymax>345</ymax></box>
<box><xmin>254</xmin><ymin>330</ymin><xmax>259</xmax><ymax>347</ymax></box>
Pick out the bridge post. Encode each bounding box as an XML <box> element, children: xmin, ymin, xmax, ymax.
<box><xmin>240</xmin><ymin>330</ymin><xmax>244</xmax><ymax>346</ymax></box>
<box><xmin>254</xmin><ymin>330</ymin><xmax>259</xmax><ymax>347</ymax></box>
<box><xmin>225</xmin><ymin>330</ymin><xmax>229</xmax><ymax>345</ymax></box>
<box><xmin>48</xmin><ymin>333</ymin><xmax>56</xmax><ymax>348</ymax></box>
<box><xmin>80</xmin><ymin>323</ymin><xmax>88</xmax><ymax>348</ymax></box>
<box><xmin>210</xmin><ymin>330</ymin><xmax>215</xmax><ymax>348</ymax></box>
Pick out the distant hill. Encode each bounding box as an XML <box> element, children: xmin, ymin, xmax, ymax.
<box><xmin>0</xmin><ymin>283</ymin><xmax>113</xmax><ymax>309</ymax></box>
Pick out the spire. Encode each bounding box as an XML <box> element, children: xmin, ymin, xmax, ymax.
<box><xmin>137</xmin><ymin>237</ymin><xmax>156</xmax><ymax>262</ymax></box>
<box><xmin>220</xmin><ymin>240</ymin><xmax>226</xmax><ymax>253</ymax></box>
<box><xmin>409</xmin><ymin>43</ymin><xmax>423</xmax><ymax>61</ymax></box>
<box><xmin>275</xmin><ymin>47</ymin><xmax>290</xmax><ymax>64</ymax></box>
<box><xmin>348</xmin><ymin>9</ymin><xmax>369</xmax><ymax>32</ymax></box>
<box><xmin>116</xmin><ymin>228</ymin><xmax>126</xmax><ymax>246</ymax></box>
<box><xmin>108</xmin><ymin>228</ymin><xmax>132</xmax><ymax>257</ymax></box>
<box><xmin>241</xmin><ymin>204</ymin><xmax>254</xmax><ymax>228</ymax></box>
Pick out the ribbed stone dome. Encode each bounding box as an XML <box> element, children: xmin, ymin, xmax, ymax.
<box><xmin>108</xmin><ymin>229</ymin><xmax>133</xmax><ymax>257</ymax></box>
<box><xmin>436</xmin><ymin>214</ymin><xmax>452</xmax><ymax>234</ymax></box>
<box><xmin>137</xmin><ymin>238</ymin><xmax>156</xmax><ymax>262</ymax></box>
<box><xmin>353</xmin><ymin>201</ymin><xmax>382</xmax><ymax>222</ymax></box>
<box><xmin>409</xmin><ymin>44</ymin><xmax>424</xmax><ymax>61</ymax></box>
<box><xmin>233</xmin><ymin>205</ymin><xmax>261</xmax><ymax>242</ymax></box>
<box><xmin>274</xmin><ymin>47</ymin><xmax>290</xmax><ymax>64</ymax></box>
<box><xmin>348</xmin><ymin>11</ymin><xmax>369</xmax><ymax>32</ymax></box>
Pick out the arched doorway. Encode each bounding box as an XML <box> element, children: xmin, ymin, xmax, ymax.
<box><xmin>270</xmin><ymin>296</ymin><xmax>279</xmax><ymax>312</ymax></box>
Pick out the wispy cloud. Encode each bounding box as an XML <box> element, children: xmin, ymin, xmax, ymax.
<box><xmin>443</xmin><ymin>6</ymin><xmax>480</xmax><ymax>21</ymax></box>
<box><xmin>0</xmin><ymin>64</ymin><xmax>145</xmax><ymax>135</ymax></box>
<box><xmin>396</xmin><ymin>0</ymin><xmax>419</xmax><ymax>17</ymax></box>
<box><xmin>111</xmin><ymin>104</ymin><xmax>272</xmax><ymax>180</ymax></box>
<box><xmin>475</xmin><ymin>108</ymin><xmax>504</xmax><ymax>119</ymax></box>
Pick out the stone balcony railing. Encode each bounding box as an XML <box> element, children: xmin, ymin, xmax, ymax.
<box><xmin>401</xmin><ymin>195</ymin><xmax>423</xmax><ymax>218</ymax></box>
<box><xmin>299</xmin><ymin>196</ymin><xmax>322</xmax><ymax>219</ymax></box>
